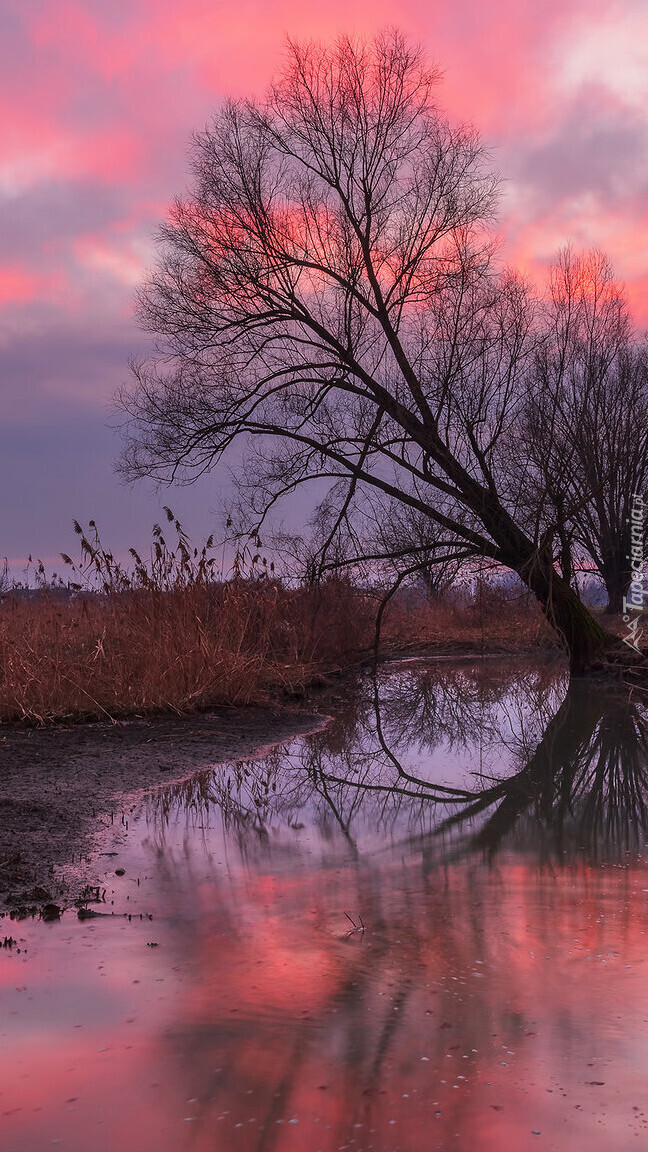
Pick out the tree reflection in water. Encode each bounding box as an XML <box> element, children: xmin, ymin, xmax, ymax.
<box><xmin>140</xmin><ymin>661</ymin><xmax>648</xmax><ymax>1151</ymax></box>
<box><xmin>148</xmin><ymin>660</ymin><xmax>648</xmax><ymax>866</ymax></box>
<box><xmin>442</xmin><ymin>679</ymin><xmax>648</xmax><ymax>863</ymax></box>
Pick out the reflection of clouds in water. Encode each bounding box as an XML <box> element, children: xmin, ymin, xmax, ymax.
<box><xmin>19</xmin><ymin>657</ymin><xmax>644</xmax><ymax>1152</ymax></box>
<box><xmin>159</xmin><ymin>848</ymin><xmax>648</xmax><ymax>1152</ymax></box>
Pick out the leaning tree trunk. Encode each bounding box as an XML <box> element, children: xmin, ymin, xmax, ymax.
<box><xmin>471</xmin><ymin>679</ymin><xmax>607</xmax><ymax>857</ymax></box>
<box><xmin>519</xmin><ymin>556</ymin><xmax>606</xmax><ymax>674</ymax></box>
<box><xmin>465</xmin><ymin>489</ymin><xmax>607</xmax><ymax>675</ymax></box>
<box><xmin>437</xmin><ymin>679</ymin><xmax>609</xmax><ymax>855</ymax></box>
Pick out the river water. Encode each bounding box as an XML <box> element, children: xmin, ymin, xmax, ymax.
<box><xmin>3</xmin><ymin>659</ymin><xmax>648</xmax><ymax>1151</ymax></box>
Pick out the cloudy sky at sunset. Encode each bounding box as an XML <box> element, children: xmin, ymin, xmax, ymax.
<box><xmin>2</xmin><ymin>0</ymin><xmax>647</xmax><ymax>571</ymax></box>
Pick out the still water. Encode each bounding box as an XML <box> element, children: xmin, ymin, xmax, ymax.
<box><xmin>3</xmin><ymin>660</ymin><xmax>648</xmax><ymax>1151</ymax></box>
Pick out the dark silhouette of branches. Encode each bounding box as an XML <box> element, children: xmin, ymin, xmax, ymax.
<box><xmin>118</xmin><ymin>31</ymin><xmax>620</xmax><ymax>672</ymax></box>
<box><xmin>521</xmin><ymin>248</ymin><xmax>648</xmax><ymax>612</ymax></box>
<box><xmin>147</xmin><ymin>660</ymin><xmax>648</xmax><ymax>867</ymax></box>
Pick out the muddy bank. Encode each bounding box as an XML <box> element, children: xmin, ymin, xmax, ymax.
<box><xmin>0</xmin><ymin>706</ymin><xmax>326</xmax><ymax>913</ymax></box>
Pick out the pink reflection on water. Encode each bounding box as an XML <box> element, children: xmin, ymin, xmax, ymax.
<box><xmin>5</xmin><ymin>849</ymin><xmax>645</xmax><ymax>1150</ymax></box>
<box><xmin>0</xmin><ymin>916</ymin><xmax>188</xmax><ymax>1151</ymax></box>
<box><xmin>151</xmin><ymin>855</ymin><xmax>648</xmax><ymax>1150</ymax></box>
<box><xmin>4</xmin><ymin>656</ymin><xmax>648</xmax><ymax>1150</ymax></box>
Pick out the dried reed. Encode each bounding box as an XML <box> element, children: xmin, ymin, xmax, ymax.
<box><xmin>0</xmin><ymin>516</ymin><xmax>554</xmax><ymax>724</ymax></box>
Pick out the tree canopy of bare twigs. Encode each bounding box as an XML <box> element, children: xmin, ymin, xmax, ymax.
<box><xmin>120</xmin><ymin>30</ymin><xmax>623</xmax><ymax>672</ymax></box>
<box><xmin>521</xmin><ymin>248</ymin><xmax>648</xmax><ymax>613</ymax></box>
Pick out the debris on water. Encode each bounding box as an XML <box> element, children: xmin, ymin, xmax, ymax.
<box><xmin>75</xmin><ymin>885</ymin><xmax>104</xmax><ymax>906</ymax></box>
<box><xmin>41</xmin><ymin>903</ymin><xmax>61</xmax><ymax>921</ymax></box>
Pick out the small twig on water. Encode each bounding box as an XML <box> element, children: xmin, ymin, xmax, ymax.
<box><xmin>344</xmin><ymin>911</ymin><xmax>365</xmax><ymax>933</ymax></box>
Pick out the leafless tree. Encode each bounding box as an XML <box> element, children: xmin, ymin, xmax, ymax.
<box><xmin>120</xmin><ymin>31</ymin><xmax>611</xmax><ymax>672</ymax></box>
<box><xmin>274</xmin><ymin>491</ymin><xmax>470</xmax><ymax>597</ymax></box>
<box><xmin>522</xmin><ymin>248</ymin><xmax>648</xmax><ymax>613</ymax></box>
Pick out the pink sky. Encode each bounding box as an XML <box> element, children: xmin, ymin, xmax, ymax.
<box><xmin>1</xmin><ymin>0</ymin><xmax>647</xmax><ymax>563</ymax></box>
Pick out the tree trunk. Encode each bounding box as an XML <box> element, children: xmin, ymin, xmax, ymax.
<box><xmin>600</xmin><ymin>536</ymin><xmax>632</xmax><ymax>615</ymax></box>
<box><xmin>418</xmin><ymin>563</ymin><xmax>450</xmax><ymax>602</ymax></box>
<box><xmin>602</xmin><ymin>560</ymin><xmax>631</xmax><ymax>615</ymax></box>
<box><xmin>604</xmin><ymin>583</ymin><xmax>625</xmax><ymax>616</ymax></box>
<box><xmin>517</xmin><ymin>556</ymin><xmax>606</xmax><ymax>674</ymax></box>
<box><xmin>468</xmin><ymin>680</ymin><xmax>648</xmax><ymax>860</ymax></box>
<box><xmin>471</xmin><ymin>680</ymin><xmax>606</xmax><ymax>856</ymax></box>
<box><xmin>463</xmin><ymin>490</ymin><xmax>607</xmax><ymax>674</ymax></box>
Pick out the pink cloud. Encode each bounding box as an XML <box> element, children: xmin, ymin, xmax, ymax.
<box><xmin>0</xmin><ymin>0</ymin><xmax>646</xmax><ymax>332</ymax></box>
<box><xmin>0</xmin><ymin>264</ymin><xmax>67</xmax><ymax>311</ymax></box>
<box><xmin>0</xmin><ymin>109</ymin><xmax>143</xmax><ymax>192</ymax></box>
<box><xmin>0</xmin><ymin>266</ymin><xmax>41</xmax><ymax>307</ymax></box>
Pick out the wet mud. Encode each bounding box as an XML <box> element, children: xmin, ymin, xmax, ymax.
<box><xmin>0</xmin><ymin>706</ymin><xmax>325</xmax><ymax>912</ymax></box>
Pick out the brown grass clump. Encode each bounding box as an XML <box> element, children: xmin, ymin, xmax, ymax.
<box><xmin>0</xmin><ymin>547</ymin><xmax>374</xmax><ymax>725</ymax></box>
<box><xmin>0</xmin><ymin>578</ymin><xmax>376</xmax><ymax>724</ymax></box>
<box><xmin>0</xmin><ymin>518</ymin><xmax>557</xmax><ymax>725</ymax></box>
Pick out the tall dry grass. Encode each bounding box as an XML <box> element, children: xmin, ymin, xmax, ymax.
<box><xmin>0</xmin><ymin>517</ymin><xmax>556</xmax><ymax>725</ymax></box>
<box><xmin>0</xmin><ymin>578</ymin><xmax>378</xmax><ymax>724</ymax></box>
<box><xmin>1</xmin><ymin>516</ymin><xmax>379</xmax><ymax>723</ymax></box>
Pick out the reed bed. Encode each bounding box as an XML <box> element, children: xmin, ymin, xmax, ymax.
<box><xmin>0</xmin><ymin>578</ymin><xmax>380</xmax><ymax>724</ymax></box>
<box><xmin>0</xmin><ymin>518</ymin><xmax>555</xmax><ymax>725</ymax></box>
